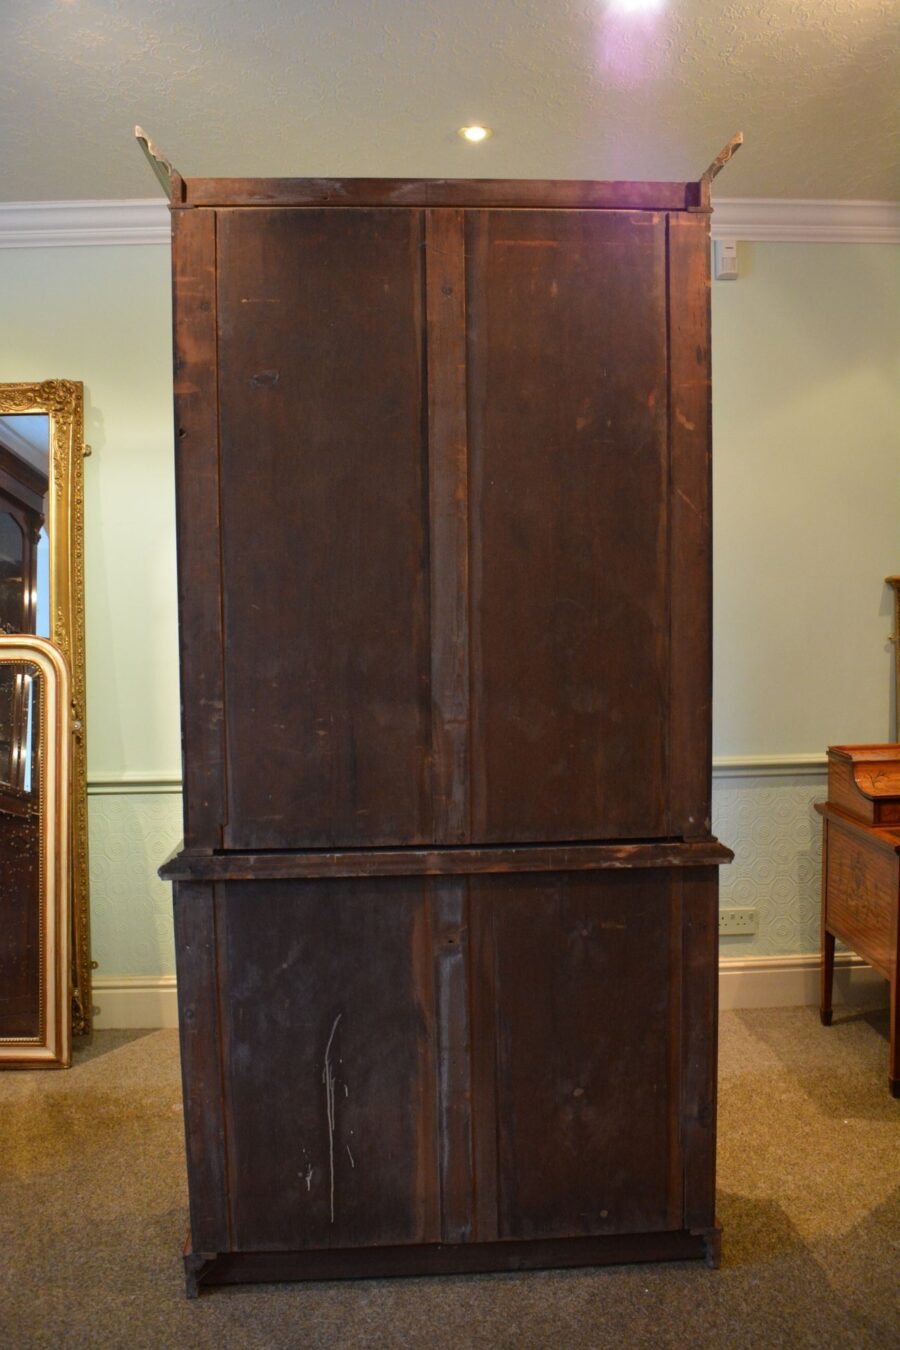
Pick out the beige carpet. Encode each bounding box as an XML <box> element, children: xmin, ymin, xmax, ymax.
<box><xmin>1</xmin><ymin>1005</ymin><xmax>898</xmax><ymax>1350</ymax></box>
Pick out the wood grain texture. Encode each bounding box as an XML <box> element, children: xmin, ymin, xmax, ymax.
<box><xmin>171</xmin><ymin>208</ymin><xmax>227</xmax><ymax>850</ymax></box>
<box><xmin>680</xmin><ymin>868</ymin><xmax>719</xmax><ymax>1232</ymax></box>
<box><xmin>167</xmin><ymin>178</ymin><xmax>728</xmax><ymax>1288</ymax></box>
<box><xmin>160</xmin><ymin>838</ymin><xmax>733</xmax><ymax>882</ymax></box>
<box><xmin>827</xmin><ymin>746</ymin><xmax>900</xmax><ymax>825</ymax></box>
<box><xmin>431</xmin><ymin>878</ymin><xmax>474</xmax><ymax>1242</ymax></box>
<box><xmin>814</xmin><ymin>801</ymin><xmax>900</xmax><ymax>858</ymax></box>
<box><xmin>667</xmin><ymin>212</ymin><xmax>713</xmax><ymax>839</ymax></box>
<box><xmin>216</xmin><ymin>877</ymin><xmax>440</xmax><ymax>1252</ymax></box>
<box><xmin>185</xmin><ymin>1227</ymin><xmax>709</xmax><ymax>1291</ymax></box>
<box><xmin>425</xmin><ymin>209</ymin><xmax>470</xmax><ymax>843</ymax></box>
<box><xmin>818</xmin><ymin>797</ymin><xmax>899</xmax><ymax>1093</ymax></box>
<box><xmin>476</xmin><ymin>871</ymin><xmax>675</xmax><ymax>1240</ymax></box>
<box><xmin>172</xmin><ymin>882</ymin><xmax>231</xmax><ymax>1252</ymax></box>
<box><xmin>466</xmin><ymin>209</ymin><xmax>669</xmax><ymax>842</ymax></box>
<box><xmin>182</xmin><ymin>179</ymin><xmax>696</xmax><ymax>211</ymax></box>
<box><xmin>215</xmin><ymin>207</ymin><xmax>431</xmax><ymax>850</ymax></box>
<box><xmin>823</xmin><ymin>818</ymin><xmax>897</xmax><ymax>980</ymax></box>
<box><xmin>468</xmin><ymin>877</ymin><xmax>499</xmax><ymax>1242</ymax></box>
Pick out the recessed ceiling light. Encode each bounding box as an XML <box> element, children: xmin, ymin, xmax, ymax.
<box><xmin>459</xmin><ymin>126</ymin><xmax>492</xmax><ymax>144</ymax></box>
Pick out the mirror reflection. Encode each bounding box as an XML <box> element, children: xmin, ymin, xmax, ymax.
<box><xmin>0</xmin><ymin>414</ymin><xmax>50</xmax><ymax>640</ymax></box>
<box><xmin>0</xmin><ymin>659</ymin><xmax>42</xmax><ymax>1041</ymax></box>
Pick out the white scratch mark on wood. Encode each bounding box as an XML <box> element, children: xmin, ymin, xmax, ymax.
<box><xmin>344</xmin><ymin>1083</ymin><xmax>349</xmax><ymax>1097</ymax></box>
<box><xmin>675</xmin><ymin>486</ymin><xmax>703</xmax><ymax>518</ymax></box>
<box><xmin>322</xmin><ymin>1013</ymin><xmax>342</xmax><ymax>1223</ymax></box>
<box><xmin>304</xmin><ymin>1164</ymin><xmax>313</xmax><ymax>1192</ymax></box>
<box><xmin>346</xmin><ymin>1145</ymin><xmax>355</xmax><ymax>1168</ymax></box>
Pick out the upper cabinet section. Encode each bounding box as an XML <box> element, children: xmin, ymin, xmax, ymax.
<box><xmin>216</xmin><ymin>208</ymin><xmax>431</xmax><ymax>850</ymax></box>
<box><xmin>465</xmin><ymin>209</ymin><xmax>669</xmax><ymax>843</ymax></box>
<box><xmin>171</xmin><ymin>191</ymin><xmax>713</xmax><ymax>852</ymax></box>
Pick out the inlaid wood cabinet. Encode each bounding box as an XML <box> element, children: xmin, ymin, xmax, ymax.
<box><xmin>159</xmin><ymin>167</ymin><xmax>733</xmax><ymax>1295</ymax></box>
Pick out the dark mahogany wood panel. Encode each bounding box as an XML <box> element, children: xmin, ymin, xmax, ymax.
<box><xmin>425</xmin><ymin>209</ymin><xmax>470</xmax><ymax>844</ymax></box>
<box><xmin>171</xmin><ymin>208</ymin><xmax>227</xmax><ymax>850</ymax></box>
<box><xmin>183</xmin><ymin>178</ymin><xmax>696</xmax><ymax>211</ymax></box>
<box><xmin>160</xmin><ymin>837</ymin><xmax>733</xmax><ymax>882</ymax></box>
<box><xmin>217</xmin><ymin>877</ymin><xmax>440</xmax><ymax>1251</ymax></box>
<box><xmin>432</xmin><ymin>878</ymin><xmax>475</xmax><ymax>1241</ymax></box>
<box><xmin>466</xmin><ymin>210</ymin><xmax>669</xmax><ymax>842</ymax></box>
<box><xmin>216</xmin><ymin>208</ymin><xmax>432</xmax><ymax>849</ymax></box>
<box><xmin>680</xmin><ymin>868</ymin><xmax>719</xmax><ymax>1232</ymax></box>
<box><xmin>471</xmin><ymin>870</ymin><xmax>677</xmax><ymax>1240</ymax></box>
<box><xmin>187</xmin><ymin>1227</ymin><xmax>711</xmax><ymax>1294</ymax></box>
<box><xmin>172</xmin><ymin>882</ymin><xmax>230</xmax><ymax>1252</ymax></box>
<box><xmin>667</xmin><ymin>213</ymin><xmax>713</xmax><ymax>838</ymax></box>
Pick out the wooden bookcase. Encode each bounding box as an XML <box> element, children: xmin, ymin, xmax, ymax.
<box><xmin>157</xmin><ymin>162</ymin><xmax>735</xmax><ymax>1295</ymax></box>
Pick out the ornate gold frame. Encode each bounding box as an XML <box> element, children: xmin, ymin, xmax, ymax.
<box><xmin>0</xmin><ymin>381</ymin><xmax>90</xmax><ymax>1035</ymax></box>
<box><xmin>0</xmin><ymin>637</ymin><xmax>71</xmax><ymax>1066</ymax></box>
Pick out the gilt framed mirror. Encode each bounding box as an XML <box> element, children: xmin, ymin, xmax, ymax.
<box><xmin>0</xmin><ymin>381</ymin><xmax>90</xmax><ymax>1037</ymax></box>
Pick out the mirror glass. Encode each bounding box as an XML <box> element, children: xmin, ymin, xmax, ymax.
<box><xmin>0</xmin><ymin>415</ymin><xmax>50</xmax><ymax>640</ymax></box>
<box><xmin>0</xmin><ymin>658</ymin><xmax>43</xmax><ymax>1040</ymax></box>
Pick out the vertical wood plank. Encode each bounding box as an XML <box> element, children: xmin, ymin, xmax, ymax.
<box><xmin>431</xmin><ymin>878</ymin><xmax>474</xmax><ymax>1241</ymax></box>
<box><xmin>667</xmin><ymin>212</ymin><xmax>713</xmax><ymax>838</ymax></box>
<box><xmin>425</xmin><ymin>209</ymin><xmax>470</xmax><ymax>844</ymax></box>
<box><xmin>469</xmin><ymin>876</ymin><xmax>499</xmax><ymax>1241</ymax></box>
<box><xmin>171</xmin><ymin>208</ymin><xmax>226</xmax><ymax>850</ymax></box>
<box><xmin>820</xmin><ymin>819</ymin><xmax>834</xmax><ymax>1024</ymax></box>
<box><xmin>486</xmin><ymin>871</ymin><xmax>673</xmax><ymax>1239</ymax></box>
<box><xmin>215</xmin><ymin>208</ymin><xmax>431</xmax><ymax>849</ymax></box>
<box><xmin>681</xmin><ymin>867</ymin><xmax>719</xmax><ymax>1230</ymax></box>
<box><xmin>466</xmin><ymin>209</ymin><xmax>669</xmax><ymax>842</ymax></box>
<box><xmin>173</xmin><ymin>881</ymin><xmax>231</xmax><ymax>1252</ymax></box>
<box><xmin>465</xmin><ymin>212</ymin><xmax>489</xmax><ymax>842</ymax></box>
<box><xmin>666</xmin><ymin>873</ymin><xmax>684</xmax><ymax>1229</ymax></box>
<box><xmin>216</xmin><ymin>877</ymin><xmax>441</xmax><ymax>1251</ymax></box>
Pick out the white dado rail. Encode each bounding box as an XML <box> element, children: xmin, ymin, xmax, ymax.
<box><xmin>85</xmin><ymin>754</ymin><xmax>829</xmax><ymax>797</ymax></box>
<box><xmin>87</xmin><ymin>753</ymin><xmax>887</xmax><ymax>1029</ymax></box>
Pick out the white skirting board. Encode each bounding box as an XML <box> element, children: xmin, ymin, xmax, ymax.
<box><xmin>92</xmin><ymin>976</ymin><xmax>179</xmax><ymax>1029</ymax></box>
<box><xmin>717</xmin><ymin>952</ymin><xmax>885</xmax><ymax>1011</ymax></box>
<box><xmin>91</xmin><ymin>954</ymin><xmax>887</xmax><ymax>1030</ymax></box>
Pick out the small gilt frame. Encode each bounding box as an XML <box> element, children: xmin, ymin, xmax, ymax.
<box><xmin>0</xmin><ymin>381</ymin><xmax>90</xmax><ymax>1035</ymax></box>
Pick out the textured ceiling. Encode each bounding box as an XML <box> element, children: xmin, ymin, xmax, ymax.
<box><xmin>2</xmin><ymin>0</ymin><xmax>898</xmax><ymax>202</ymax></box>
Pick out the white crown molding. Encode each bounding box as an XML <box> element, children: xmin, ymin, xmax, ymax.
<box><xmin>711</xmin><ymin>197</ymin><xmax>900</xmax><ymax>244</ymax></box>
<box><xmin>0</xmin><ymin>196</ymin><xmax>898</xmax><ymax>249</ymax></box>
<box><xmin>0</xmin><ymin>198</ymin><xmax>171</xmax><ymax>249</ymax></box>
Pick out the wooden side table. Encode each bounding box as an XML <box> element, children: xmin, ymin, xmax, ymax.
<box><xmin>816</xmin><ymin>745</ymin><xmax>900</xmax><ymax>1098</ymax></box>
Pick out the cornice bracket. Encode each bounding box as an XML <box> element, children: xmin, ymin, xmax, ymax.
<box><xmin>134</xmin><ymin>126</ymin><xmax>184</xmax><ymax>205</ymax></box>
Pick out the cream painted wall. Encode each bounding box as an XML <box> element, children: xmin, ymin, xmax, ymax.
<box><xmin>0</xmin><ymin>244</ymin><xmax>181</xmax><ymax>780</ymax></box>
<box><xmin>712</xmin><ymin>243</ymin><xmax>899</xmax><ymax>756</ymax></box>
<box><xmin>1</xmin><ymin>236</ymin><xmax>897</xmax><ymax>978</ymax></box>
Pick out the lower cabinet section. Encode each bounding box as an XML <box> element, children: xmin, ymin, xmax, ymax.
<box><xmin>173</xmin><ymin>861</ymin><xmax>721</xmax><ymax>1292</ymax></box>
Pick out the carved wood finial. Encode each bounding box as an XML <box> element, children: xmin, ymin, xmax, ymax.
<box><xmin>135</xmin><ymin>126</ymin><xmax>177</xmax><ymax>198</ymax></box>
<box><xmin>702</xmin><ymin>133</ymin><xmax>743</xmax><ymax>186</ymax></box>
<box><xmin>695</xmin><ymin>132</ymin><xmax>743</xmax><ymax>210</ymax></box>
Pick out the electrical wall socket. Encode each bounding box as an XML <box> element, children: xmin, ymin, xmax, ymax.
<box><xmin>719</xmin><ymin>907</ymin><xmax>758</xmax><ymax>936</ymax></box>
